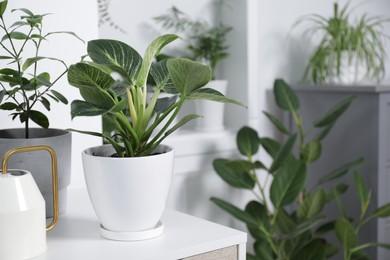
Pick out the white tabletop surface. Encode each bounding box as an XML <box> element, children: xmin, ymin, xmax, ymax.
<box><xmin>33</xmin><ymin>189</ymin><xmax>247</xmax><ymax>260</ymax></box>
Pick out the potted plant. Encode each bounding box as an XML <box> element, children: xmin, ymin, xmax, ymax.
<box><xmin>0</xmin><ymin>0</ymin><xmax>82</xmax><ymax>217</ymax></box>
<box><xmin>67</xmin><ymin>34</ymin><xmax>244</xmax><ymax>240</ymax></box>
<box><xmin>211</xmin><ymin>79</ymin><xmax>390</xmax><ymax>259</ymax></box>
<box><xmin>154</xmin><ymin>6</ymin><xmax>232</xmax><ymax>131</ymax></box>
<box><xmin>296</xmin><ymin>2</ymin><xmax>389</xmax><ymax>85</ymax></box>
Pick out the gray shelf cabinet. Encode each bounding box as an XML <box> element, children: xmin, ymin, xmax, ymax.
<box><xmin>287</xmin><ymin>85</ymin><xmax>390</xmax><ymax>259</ymax></box>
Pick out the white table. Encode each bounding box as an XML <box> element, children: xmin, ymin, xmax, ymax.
<box><xmin>33</xmin><ymin>189</ymin><xmax>247</xmax><ymax>260</ymax></box>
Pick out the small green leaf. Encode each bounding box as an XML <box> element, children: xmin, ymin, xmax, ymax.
<box><xmin>318</xmin><ymin>158</ymin><xmax>365</xmax><ymax>185</ymax></box>
<box><xmin>297</xmin><ymin>189</ymin><xmax>327</xmax><ymax>219</ymax></box>
<box><xmin>213</xmin><ymin>159</ymin><xmax>255</xmax><ymax>189</ymax></box>
<box><xmin>50</xmin><ymin>90</ymin><xmax>68</xmax><ymax>104</ymax></box>
<box><xmin>12</xmin><ymin>8</ymin><xmax>34</xmax><ymax>16</ymax></box>
<box><xmin>29</xmin><ymin>110</ymin><xmax>49</xmax><ymax>128</ymax></box>
<box><xmin>259</xmin><ymin>137</ymin><xmax>281</xmax><ymax>158</ymax></box>
<box><xmin>22</xmin><ymin>56</ymin><xmax>65</xmax><ymax>71</ymax></box>
<box><xmin>188</xmin><ymin>88</ymin><xmax>245</xmax><ymax>107</ymax></box>
<box><xmin>270</xmin><ymin>160</ymin><xmax>307</xmax><ymax>208</ymax></box>
<box><xmin>46</xmin><ymin>31</ymin><xmax>84</xmax><ymax>43</ymax></box>
<box><xmin>315</xmin><ymin>123</ymin><xmax>334</xmax><ymax>141</ymax></box>
<box><xmin>286</xmin><ymin>215</ymin><xmax>326</xmax><ymax>239</ymax></box>
<box><xmin>226</xmin><ymin>160</ymin><xmax>265</xmax><ymax>172</ymax></box>
<box><xmin>263</xmin><ymin>111</ymin><xmax>290</xmax><ymax>135</ymax></box>
<box><xmin>301</xmin><ymin>140</ymin><xmax>321</xmax><ymax>163</ymax></box>
<box><xmin>326</xmin><ymin>183</ymin><xmax>349</xmax><ymax>202</ymax></box>
<box><xmin>335</xmin><ymin>218</ymin><xmax>357</xmax><ymax>248</ymax></box>
<box><xmin>236</xmin><ymin>126</ymin><xmax>260</xmax><ymax>157</ymax></box>
<box><xmin>314</xmin><ymin>95</ymin><xmax>356</xmax><ymax>127</ymax></box>
<box><xmin>273</xmin><ymin>79</ymin><xmax>299</xmax><ymax>111</ymax></box>
<box><xmin>2</xmin><ymin>31</ymin><xmax>29</xmax><ymax>41</ymax></box>
<box><xmin>368</xmin><ymin>203</ymin><xmax>390</xmax><ymax>220</ymax></box>
<box><xmin>40</xmin><ymin>96</ymin><xmax>50</xmax><ymax>111</ymax></box>
<box><xmin>353</xmin><ymin>172</ymin><xmax>370</xmax><ymax>211</ymax></box>
<box><xmin>0</xmin><ymin>102</ymin><xmax>18</xmax><ymax>110</ymax></box>
<box><xmin>269</xmin><ymin>134</ymin><xmax>296</xmax><ymax>173</ymax></box>
<box><xmin>0</xmin><ymin>0</ymin><xmax>7</xmax><ymax>17</ymax></box>
<box><xmin>210</xmin><ymin>197</ymin><xmax>258</xmax><ymax>226</ymax></box>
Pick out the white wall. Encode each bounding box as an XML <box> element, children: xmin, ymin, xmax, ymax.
<box><xmin>0</xmin><ymin>0</ymin><xmax>100</xmax><ymax>189</ymax></box>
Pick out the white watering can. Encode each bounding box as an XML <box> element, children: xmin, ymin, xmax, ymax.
<box><xmin>0</xmin><ymin>145</ymin><xmax>59</xmax><ymax>260</ymax></box>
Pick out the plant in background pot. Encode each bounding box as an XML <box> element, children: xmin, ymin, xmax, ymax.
<box><xmin>67</xmin><ymin>34</ymin><xmax>244</xmax><ymax>240</ymax></box>
<box><xmin>296</xmin><ymin>2</ymin><xmax>389</xmax><ymax>85</ymax></box>
<box><xmin>211</xmin><ymin>79</ymin><xmax>390</xmax><ymax>259</ymax></box>
<box><xmin>0</xmin><ymin>0</ymin><xmax>82</xmax><ymax>217</ymax></box>
<box><xmin>154</xmin><ymin>6</ymin><xmax>232</xmax><ymax>131</ymax></box>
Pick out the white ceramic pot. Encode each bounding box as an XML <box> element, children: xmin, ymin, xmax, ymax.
<box><xmin>195</xmin><ymin>80</ymin><xmax>228</xmax><ymax>132</ymax></box>
<box><xmin>82</xmin><ymin>144</ymin><xmax>174</xmax><ymax>241</ymax></box>
<box><xmin>327</xmin><ymin>52</ymin><xmax>367</xmax><ymax>85</ymax></box>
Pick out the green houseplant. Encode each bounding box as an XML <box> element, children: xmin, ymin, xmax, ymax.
<box><xmin>154</xmin><ymin>6</ymin><xmax>233</xmax><ymax>131</ymax></box>
<box><xmin>211</xmin><ymin>79</ymin><xmax>390</xmax><ymax>259</ymax></box>
<box><xmin>0</xmin><ymin>0</ymin><xmax>82</xmax><ymax>217</ymax></box>
<box><xmin>67</xmin><ymin>34</ymin><xmax>244</xmax><ymax>240</ymax></box>
<box><xmin>296</xmin><ymin>2</ymin><xmax>389</xmax><ymax>84</ymax></box>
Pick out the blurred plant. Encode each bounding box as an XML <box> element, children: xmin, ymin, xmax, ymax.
<box><xmin>153</xmin><ymin>6</ymin><xmax>232</xmax><ymax>79</ymax></box>
<box><xmin>211</xmin><ymin>79</ymin><xmax>390</xmax><ymax>259</ymax></box>
<box><xmin>0</xmin><ymin>0</ymin><xmax>83</xmax><ymax>138</ymax></box>
<box><xmin>295</xmin><ymin>2</ymin><xmax>389</xmax><ymax>84</ymax></box>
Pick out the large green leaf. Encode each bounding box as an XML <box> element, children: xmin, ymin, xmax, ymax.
<box><xmin>297</xmin><ymin>189</ymin><xmax>327</xmax><ymax>219</ymax></box>
<box><xmin>210</xmin><ymin>197</ymin><xmax>258</xmax><ymax>226</ymax></box>
<box><xmin>137</xmin><ymin>34</ymin><xmax>178</xmax><ymax>88</ymax></box>
<box><xmin>150</xmin><ymin>59</ymin><xmax>170</xmax><ymax>88</ymax></box>
<box><xmin>269</xmin><ymin>134</ymin><xmax>297</xmax><ymax>173</ymax></box>
<box><xmin>29</xmin><ymin>110</ymin><xmax>49</xmax><ymax>128</ymax></box>
<box><xmin>87</xmin><ymin>39</ymin><xmax>142</xmax><ymax>82</ymax></box>
<box><xmin>70</xmin><ymin>100</ymin><xmax>107</xmax><ymax>119</ymax></box>
<box><xmin>292</xmin><ymin>239</ymin><xmax>327</xmax><ymax>260</ymax></box>
<box><xmin>270</xmin><ymin>161</ymin><xmax>307</xmax><ymax>208</ymax></box>
<box><xmin>318</xmin><ymin>158</ymin><xmax>365</xmax><ymax>185</ymax></box>
<box><xmin>167</xmin><ymin>58</ymin><xmax>211</xmax><ymax>97</ymax></box>
<box><xmin>213</xmin><ymin>159</ymin><xmax>255</xmax><ymax>189</ymax></box>
<box><xmin>236</xmin><ymin>126</ymin><xmax>260</xmax><ymax>157</ymax></box>
<box><xmin>273</xmin><ymin>79</ymin><xmax>299</xmax><ymax>112</ymax></box>
<box><xmin>335</xmin><ymin>218</ymin><xmax>357</xmax><ymax>249</ymax></box>
<box><xmin>68</xmin><ymin>63</ymin><xmax>116</xmax><ymax>109</ymax></box>
<box><xmin>188</xmin><ymin>88</ymin><xmax>245</xmax><ymax>106</ymax></box>
<box><xmin>314</xmin><ymin>95</ymin><xmax>356</xmax><ymax>127</ymax></box>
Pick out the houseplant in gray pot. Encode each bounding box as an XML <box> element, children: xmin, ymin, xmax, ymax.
<box><xmin>0</xmin><ymin>0</ymin><xmax>82</xmax><ymax>216</ymax></box>
<box><xmin>296</xmin><ymin>2</ymin><xmax>389</xmax><ymax>85</ymax></box>
<box><xmin>67</xmin><ymin>33</ymin><xmax>244</xmax><ymax>240</ymax></box>
<box><xmin>154</xmin><ymin>6</ymin><xmax>232</xmax><ymax>131</ymax></box>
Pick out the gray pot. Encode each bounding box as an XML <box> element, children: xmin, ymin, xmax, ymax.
<box><xmin>0</xmin><ymin>128</ymin><xmax>71</xmax><ymax>218</ymax></box>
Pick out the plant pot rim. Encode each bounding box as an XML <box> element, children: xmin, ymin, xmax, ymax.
<box><xmin>0</xmin><ymin>128</ymin><xmax>70</xmax><ymax>139</ymax></box>
<box><xmin>82</xmin><ymin>144</ymin><xmax>174</xmax><ymax>160</ymax></box>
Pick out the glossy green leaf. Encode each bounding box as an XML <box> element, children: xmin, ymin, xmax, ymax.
<box><xmin>50</xmin><ymin>90</ymin><xmax>68</xmax><ymax>104</ymax></box>
<box><xmin>297</xmin><ymin>189</ymin><xmax>327</xmax><ymax>219</ymax></box>
<box><xmin>0</xmin><ymin>102</ymin><xmax>18</xmax><ymax>110</ymax></box>
<box><xmin>210</xmin><ymin>197</ymin><xmax>258</xmax><ymax>226</ymax></box>
<box><xmin>68</xmin><ymin>63</ymin><xmax>115</xmax><ymax>109</ymax></box>
<box><xmin>292</xmin><ymin>239</ymin><xmax>327</xmax><ymax>260</ymax></box>
<box><xmin>259</xmin><ymin>137</ymin><xmax>281</xmax><ymax>158</ymax></box>
<box><xmin>70</xmin><ymin>100</ymin><xmax>107</xmax><ymax>119</ymax></box>
<box><xmin>0</xmin><ymin>0</ymin><xmax>7</xmax><ymax>17</ymax></box>
<box><xmin>335</xmin><ymin>218</ymin><xmax>357</xmax><ymax>248</ymax></box>
<box><xmin>318</xmin><ymin>158</ymin><xmax>364</xmax><ymax>185</ymax></box>
<box><xmin>270</xmin><ymin>161</ymin><xmax>307</xmax><ymax>208</ymax></box>
<box><xmin>29</xmin><ymin>110</ymin><xmax>49</xmax><ymax>128</ymax></box>
<box><xmin>87</xmin><ymin>39</ymin><xmax>142</xmax><ymax>82</ymax></box>
<box><xmin>2</xmin><ymin>31</ymin><xmax>28</xmax><ymax>41</ymax></box>
<box><xmin>269</xmin><ymin>134</ymin><xmax>296</xmax><ymax>173</ymax></box>
<box><xmin>137</xmin><ymin>34</ymin><xmax>178</xmax><ymax>88</ymax></box>
<box><xmin>263</xmin><ymin>111</ymin><xmax>290</xmax><ymax>135</ymax></box>
<box><xmin>167</xmin><ymin>58</ymin><xmax>211</xmax><ymax>97</ymax></box>
<box><xmin>188</xmin><ymin>88</ymin><xmax>245</xmax><ymax>106</ymax></box>
<box><xmin>236</xmin><ymin>126</ymin><xmax>260</xmax><ymax>157</ymax></box>
<box><xmin>213</xmin><ymin>159</ymin><xmax>255</xmax><ymax>189</ymax></box>
<box><xmin>301</xmin><ymin>140</ymin><xmax>322</xmax><ymax>163</ymax></box>
<box><xmin>314</xmin><ymin>95</ymin><xmax>356</xmax><ymax>127</ymax></box>
<box><xmin>273</xmin><ymin>79</ymin><xmax>299</xmax><ymax>111</ymax></box>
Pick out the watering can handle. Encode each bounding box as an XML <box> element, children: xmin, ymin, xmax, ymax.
<box><xmin>1</xmin><ymin>145</ymin><xmax>59</xmax><ymax>231</ymax></box>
